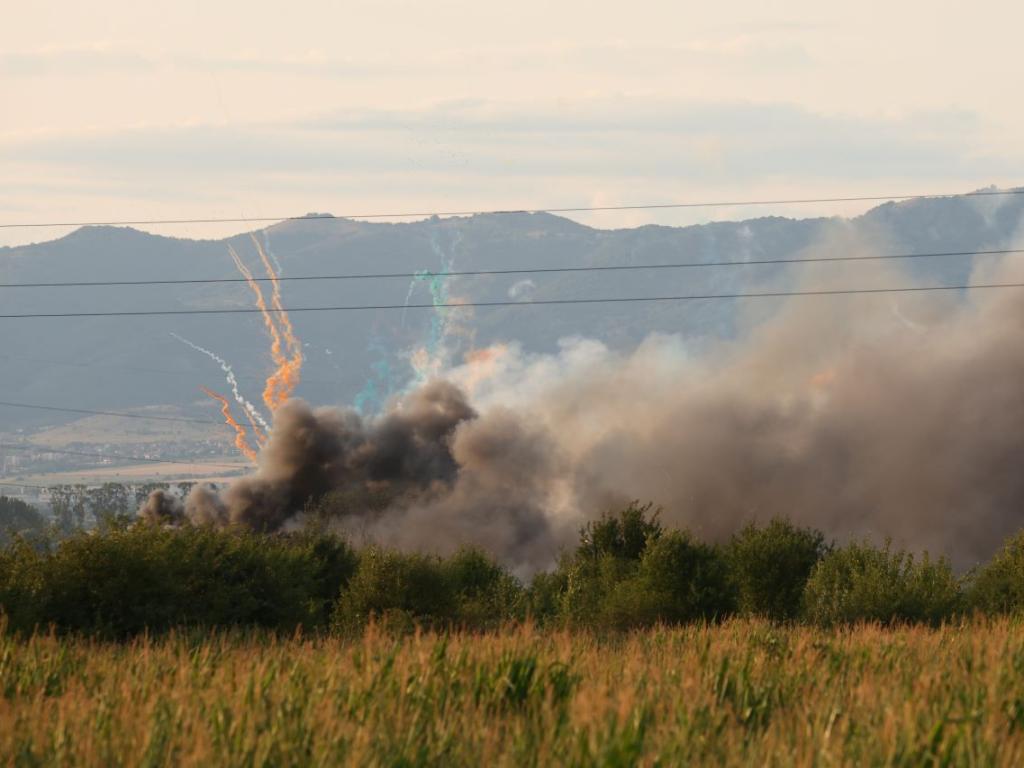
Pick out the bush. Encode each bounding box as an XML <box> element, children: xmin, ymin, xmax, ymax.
<box><xmin>527</xmin><ymin>568</ymin><xmax>568</xmax><ymax>624</ymax></box>
<box><xmin>333</xmin><ymin>548</ymin><xmax>453</xmax><ymax>633</ymax></box>
<box><xmin>560</xmin><ymin>551</ymin><xmax>638</xmax><ymax>629</ymax></box>
<box><xmin>0</xmin><ymin>525</ymin><xmax>356</xmax><ymax>638</ymax></box>
<box><xmin>332</xmin><ymin>547</ymin><xmax>525</xmax><ymax>633</ymax></box>
<box><xmin>546</xmin><ymin>503</ymin><xmax>735</xmax><ymax>630</ymax></box>
<box><xmin>0</xmin><ymin>537</ymin><xmax>46</xmax><ymax>631</ymax></box>
<box><xmin>802</xmin><ymin>540</ymin><xmax>961</xmax><ymax>626</ymax></box>
<box><xmin>560</xmin><ymin>530</ymin><xmax>734</xmax><ymax>631</ymax></box>
<box><xmin>0</xmin><ymin>496</ymin><xmax>47</xmax><ymax>546</ymax></box>
<box><xmin>965</xmin><ymin>531</ymin><xmax>1024</xmax><ymax>615</ymax></box>
<box><xmin>727</xmin><ymin>519</ymin><xmax>829</xmax><ymax>621</ymax></box>
<box><xmin>555</xmin><ymin>502</ymin><xmax>663</xmax><ymax>629</ymax></box>
<box><xmin>578</xmin><ymin>501</ymin><xmax>662</xmax><ymax>560</ymax></box>
<box><xmin>631</xmin><ymin>532</ymin><xmax>734</xmax><ymax>624</ymax></box>
<box><xmin>442</xmin><ymin>547</ymin><xmax>525</xmax><ymax>628</ymax></box>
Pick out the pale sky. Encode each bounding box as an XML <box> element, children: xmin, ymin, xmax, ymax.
<box><xmin>2</xmin><ymin>0</ymin><xmax>1023</xmax><ymax>246</ymax></box>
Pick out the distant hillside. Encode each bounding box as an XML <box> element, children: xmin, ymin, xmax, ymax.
<box><xmin>1</xmin><ymin>191</ymin><xmax>1022</xmax><ymax>432</ymax></box>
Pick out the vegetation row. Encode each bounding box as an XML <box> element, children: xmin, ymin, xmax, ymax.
<box><xmin>3</xmin><ymin>497</ymin><xmax>1024</xmax><ymax>638</ymax></box>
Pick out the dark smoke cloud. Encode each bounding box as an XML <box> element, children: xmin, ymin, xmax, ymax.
<box><xmin>138</xmin><ymin>488</ymin><xmax>186</xmax><ymax>526</ymax></box>
<box><xmin>184</xmin><ymin>379</ymin><xmax>475</xmax><ymax>529</ymax></box>
<box><xmin>144</xmin><ymin>240</ymin><xmax>1024</xmax><ymax>571</ymax></box>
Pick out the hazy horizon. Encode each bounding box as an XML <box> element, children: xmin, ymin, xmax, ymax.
<box><xmin>4</xmin><ymin>1</ymin><xmax>1024</xmax><ymax>246</ymax></box>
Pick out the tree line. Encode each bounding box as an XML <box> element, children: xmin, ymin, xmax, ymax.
<box><xmin>2</xmin><ymin>499</ymin><xmax>1024</xmax><ymax>638</ymax></box>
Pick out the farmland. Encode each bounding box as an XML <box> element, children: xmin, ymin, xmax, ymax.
<box><xmin>3</xmin><ymin>620</ymin><xmax>1023</xmax><ymax>766</ymax></box>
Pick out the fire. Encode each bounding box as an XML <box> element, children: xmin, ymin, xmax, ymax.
<box><xmin>201</xmin><ymin>386</ymin><xmax>257</xmax><ymax>462</ymax></box>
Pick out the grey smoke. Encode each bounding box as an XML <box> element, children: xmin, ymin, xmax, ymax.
<box><xmin>144</xmin><ymin>240</ymin><xmax>1024</xmax><ymax>572</ymax></box>
<box><xmin>183</xmin><ymin>379</ymin><xmax>475</xmax><ymax>531</ymax></box>
<box><xmin>138</xmin><ymin>488</ymin><xmax>186</xmax><ymax>526</ymax></box>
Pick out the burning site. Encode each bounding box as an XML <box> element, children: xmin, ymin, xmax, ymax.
<box><xmin>141</xmin><ymin>229</ymin><xmax>1024</xmax><ymax>575</ymax></box>
<box><xmin>12</xmin><ymin>5</ymin><xmax>1024</xmax><ymax>758</ymax></box>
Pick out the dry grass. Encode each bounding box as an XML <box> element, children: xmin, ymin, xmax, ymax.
<box><xmin>2</xmin><ymin>619</ymin><xmax>1023</xmax><ymax>766</ymax></box>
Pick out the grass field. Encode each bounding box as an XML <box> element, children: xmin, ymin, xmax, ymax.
<box><xmin>3</xmin><ymin>619</ymin><xmax>1024</xmax><ymax>766</ymax></box>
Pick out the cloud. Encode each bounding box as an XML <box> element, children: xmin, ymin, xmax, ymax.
<box><xmin>1</xmin><ymin>33</ymin><xmax>812</xmax><ymax>81</ymax></box>
<box><xmin>0</xmin><ymin>45</ymin><xmax>157</xmax><ymax>76</ymax></box>
<box><xmin>0</xmin><ymin>44</ymin><xmax>383</xmax><ymax>79</ymax></box>
<box><xmin>1</xmin><ymin>97</ymin><xmax>1018</xmax><ymax>247</ymax></box>
<box><xmin>3</xmin><ymin>99</ymin><xmax>1010</xmax><ymax>183</ymax></box>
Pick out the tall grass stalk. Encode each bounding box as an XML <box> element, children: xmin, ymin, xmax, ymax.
<box><xmin>3</xmin><ymin>619</ymin><xmax>1024</xmax><ymax>766</ymax></box>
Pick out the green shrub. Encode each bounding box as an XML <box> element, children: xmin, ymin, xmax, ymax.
<box><xmin>282</xmin><ymin>530</ymin><xmax>360</xmax><ymax>624</ymax></box>
<box><xmin>332</xmin><ymin>547</ymin><xmax>525</xmax><ymax>633</ymax></box>
<box><xmin>965</xmin><ymin>531</ymin><xmax>1024</xmax><ymax>614</ymax></box>
<box><xmin>333</xmin><ymin>548</ymin><xmax>453</xmax><ymax>633</ymax></box>
<box><xmin>727</xmin><ymin>519</ymin><xmax>829</xmax><ymax>621</ymax></box>
<box><xmin>0</xmin><ymin>525</ymin><xmax>356</xmax><ymax>638</ymax></box>
<box><xmin>560</xmin><ymin>531</ymin><xmax>734</xmax><ymax>631</ymax></box>
<box><xmin>802</xmin><ymin>540</ymin><xmax>960</xmax><ymax>626</ymax></box>
<box><xmin>632</xmin><ymin>531</ymin><xmax>734</xmax><ymax>624</ymax></box>
<box><xmin>561</xmin><ymin>551</ymin><xmax>639</xmax><ymax>629</ymax></box>
<box><xmin>546</xmin><ymin>502</ymin><xmax>735</xmax><ymax>630</ymax></box>
<box><xmin>0</xmin><ymin>537</ymin><xmax>46</xmax><ymax>631</ymax></box>
<box><xmin>554</xmin><ymin>502</ymin><xmax>663</xmax><ymax>629</ymax></box>
<box><xmin>526</xmin><ymin>568</ymin><xmax>569</xmax><ymax>624</ymax></box>
<box><xmin>0</xmin><ymin>496</ymin><xmax>47</xmax><ymax>547</ymax></box>
<box><xmin>578</xmin><ymin>501</ymin><xmax>662</xmax><ymax>560</ymax></box>
<box><xmin>442</xmin><ymin>547</ymin><xmax>525</xmax><ymax>628</ymax></box>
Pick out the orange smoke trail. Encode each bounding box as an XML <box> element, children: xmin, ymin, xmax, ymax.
<box><xmin>250</xmin><ymin>235</ymin><xmax>303</xmax><ymax>409</ymax></box>
<box><xmin>243</xmin><ymin>408</ymin><xmax>267</xmax><ymax>445</ymax></box>
<box><xmin>201</xmin><ymin>386</ymin><xmax>257</xmax><ymax>462</ymax></box>
<box><xmin>228</xmin><ymin>244</ymin><xmax>294</xmax><ymax>411</ymax></box>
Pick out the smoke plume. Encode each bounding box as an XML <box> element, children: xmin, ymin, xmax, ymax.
<box><xmin>145</xmin><ymin>237</ymin><xmax>1024</xmax><ymax>572</ymax></box>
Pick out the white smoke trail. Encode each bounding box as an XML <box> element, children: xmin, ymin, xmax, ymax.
<box><xmin>262</xmin><ymin>230</ymin><xmax>284</xmax><ymax>275</ymax></box>
<box><xmin>170</xmin><ymin>332</ymin><xmax>271</xmax><ymax>433</ymax></box>
<box><xmin>888</xmin><ymin>299</ymin><xmax>927</xmax><ymax>333</ymax></box>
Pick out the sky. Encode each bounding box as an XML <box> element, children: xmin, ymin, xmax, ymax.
<box><xmin>2</xmin><ymin>0</ymin><xmax>1023</xmax><ymax>246</ymax></box>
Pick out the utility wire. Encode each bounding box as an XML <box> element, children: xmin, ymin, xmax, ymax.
<box><xmin>0</xmin><ymin>400</ymin><xmax>220</xmax><ymax>424</ymax></box>
<box><xmin>2</xmin><ymin>188</ymin><xmax>1022</xmax><ymax>230</ymax></box>
<box><xmin>0</xmin><ymin>443</ymin><xmax>246</xmax><ymax>469</ymax></box>
<box><xmin>0</xmin><ymin>281</ymin><xmax>1022</xmax><ymax>319</ymax></box>
<box><xmin>0</xmin><ymin>247</ymin><xmax>1018</xmax><ymax>289</ymax></box>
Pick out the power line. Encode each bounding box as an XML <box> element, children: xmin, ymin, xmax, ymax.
<box><xmin>0</xmin><ymin>443</ymin><xmax>246</xmax><ymax>469</ymax></box>
<box><xmin>0</xmin><ymin>281</ymin><xmax>1021</xmax><ymax>320</ymax></box>
<box><xmin>2</xmin><ymin>188</ymin><xmax>1022</xmax><ymax>230</ymax></box>
<box><xmin>0</xmin><ymin>247</ymin><xmax>1018</xmax><ymax>289</ymax></box>
<box><xmin>0</xmin><ymin>400</ymin><xmax>220</xmax><ymax>424</ymax></box>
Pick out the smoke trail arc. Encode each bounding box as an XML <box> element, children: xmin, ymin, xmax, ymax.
<box><xmin>200</xmin><ymin>386</ymin><xmax>257</xmax><ymax>462</ymax></box>
<box><xmin>228</xmin><ymin>242</ymin><xmax>303</xmax><ymax>412</ymax></box>
<box><xmin>170</xmin><ymin>332</ymin><xmax>270</xmax><ymax>436</ymax></box>
<box><xmin>251</xmin><ymin>235</ymin><xmax>303</xmax><ymax>408</ymax></box>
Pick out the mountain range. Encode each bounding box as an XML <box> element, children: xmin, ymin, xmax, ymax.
<box><xmin>1</xmin><ymin>189</ymin><xmax>1022</xmax><ymax>437</ymax></box>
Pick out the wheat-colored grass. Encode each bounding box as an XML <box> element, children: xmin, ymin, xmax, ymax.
<box><xmin>2</xmin><ymin>619</ymin><xmax>1023</xmax><ymax>766</ymax></box>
